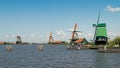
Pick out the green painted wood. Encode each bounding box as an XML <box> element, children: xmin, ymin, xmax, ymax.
<box><xmin>96</xmin><ymin>23</ymin><xmax>107</xmax><ymax>37</ymax></box>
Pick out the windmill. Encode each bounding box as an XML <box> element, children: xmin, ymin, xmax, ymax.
<box><xmin>93</xmin><ymin>12</ymin><xmax>108</xmax><ymax>45</ymax></box>
<box><xmin>48</xmin><ymin>32</ymin><xmax>54</xmax><ymax>43</ymax></box>
<box><xmin>48</xmin><ymin>32</ymin><xmax>63</xmax><ymax>44</ymax></box>
<box><xmin>16</xmin><ymin>35</ymin><xmax>22</xmax><ymax>44</ymax></box>
<box><xmin>70</xmin><ymin>23</ymin><xmax>81</xmax><ymax>45</ymax></box>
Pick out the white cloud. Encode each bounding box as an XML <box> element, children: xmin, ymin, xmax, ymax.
<box><xmin>108</xmin><ymin>31</ymin><xmax>118</xmax><ymax>37</ymax></box>
<box><xmin>68</xmin><ymin>28</ymin><xmax>80</xmax><ymax>31</ymax></box>
<box><xmin>68</xmin><ymin>28</ymin><xmax>82</xmax><ymax>36</ymax></box>
<box><xmin>11</xmin><ymin>35</ymin><xmax>15</xmax><ymax>38</ymax></box>
<box><xmin>106</xmin><ymin>5</ymin><xmax>120</xmax><ymax>12</ymax></box>
<box><xmin>56</xmin><ymin>30</ymin><xmax>67</xmax><ymax>37</ymax></box>
<box><xmin>22</xmin><ymin>35</ymin><xmax>25</xmax><ymax>38</ymax></box>
<box><xmin>46</xmin><ymin>34</ymin><xmax>50</xmax><ymax>38</ymax></box>
<box><xmin>68</xmin><ymin>28</ymin><xmax>74</xmax><ymax>31</ymax></box>
<box><xmin>30</xmin><ymin>34</ymin><xmax>36</xmax><ymax>38</ymax></box>
<box><xmin>83</xmin><ymin>33</ymin><xmax>93</xmax><ymax>39</ymax></box>
<box><xmin>5</xmin><ymin>35</ymin><xmax>10</xmax><ymax>38</ymax></box>
<box><xmin>85</xmin><ymin>33</ymin><xmax>92</xmax><ymax>37</ymax></box>
<box><xmin>106</xmin><ymin>30</ymin><xmax>120</xmax><ymax>40</ymax></box>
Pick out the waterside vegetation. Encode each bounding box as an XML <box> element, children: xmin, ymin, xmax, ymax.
<box><xmin>107</xmin><ymin>36</ymin><xmax>120</xmax><ymax>48</ymax></box>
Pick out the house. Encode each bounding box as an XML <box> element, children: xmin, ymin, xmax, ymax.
<box><xmin>0</xmin><ymin>41</ymin><xmax>5</xmax><ymax>45</ymax></box>
<box><xmin>75</xmin><ymin>38</ymin><xmax>88</xmax><ymax>45</ymax></box>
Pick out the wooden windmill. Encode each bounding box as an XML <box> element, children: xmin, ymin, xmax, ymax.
<box><xmin>70</xmin><ymin>23</ymin><xmax>81</xmax><ymax>45</ymax></box>
<box><xmin>93</xmin><ymin>12</ymin><xmax>108</xmax><ymax>45</ymax></box>
<box><xmin>48</xmin><ymin>32</ymin><xmax>63</xmax><ymax>44</ymax></box>
<box><xmin>16</xmin><ymin>35</ymin><xmax>22</xmax><ymax>44</ymax></box>
<box><xmin>48</xmin><ymin>32</ymin><xmax>54</xmax><ymax>43</ymax></box>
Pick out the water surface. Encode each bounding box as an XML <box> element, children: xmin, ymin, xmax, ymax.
<box><xmin>0</xmin><ymin>45</ymin><xmax>120</xmax><ymax>68</ymax></box>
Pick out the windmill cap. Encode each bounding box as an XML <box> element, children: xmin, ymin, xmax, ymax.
<box><xmin>97</xmin><ymin>23</ymin><xmax>106</xmax><ymax>27</ymax></box>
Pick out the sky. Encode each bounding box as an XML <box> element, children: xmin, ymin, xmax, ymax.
<box><xmin>0</xmin><ymin>0</ymin><xmax>120</xmax><ymax>43</ymax></box>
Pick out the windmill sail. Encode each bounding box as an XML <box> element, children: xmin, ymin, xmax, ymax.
<box><xmin>93</xmin><ymin>12</ymin><xmax>100</xmax><ymax>41</ymax></box>
<box><xmin>49</xmin><ymin>32</ymin><xmax>53</xmax><ymax>43</ymax></box>
<box><xmin>72</xmin><ymin>23</ymin><xmax>78</xmax><ymax>39</ymax></box>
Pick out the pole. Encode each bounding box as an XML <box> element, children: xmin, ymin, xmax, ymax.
<box><xmin>104</xmin><ymin>45</ymin><xmax>107</xmax><ymax>51</ymax></box>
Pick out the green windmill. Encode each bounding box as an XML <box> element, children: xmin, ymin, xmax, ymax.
<box><xmin>93</xmin><ymin>13</ymin><xmax>108</xmax><ymax>45</ymax></box>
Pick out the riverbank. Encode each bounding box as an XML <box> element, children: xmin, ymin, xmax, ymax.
<box><xmin>66</xmin><ymin>45</ymin><xmax>120</xmax><ymax>53</ymax></box>
<box><xmin>98</xmin><ymin>47</ymin><xmax>120</xmax><ymax>53</ymax></box>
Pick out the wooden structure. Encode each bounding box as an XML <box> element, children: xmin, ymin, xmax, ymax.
<box><xmin>93</xmin><ymin>13</ymin><xmax>108</xmax><ymax>45</ymax></box>
<box><xmin>48</xmin><ymin>32</ymin><xmax>54</xmax><ymax>43</ymax></box>
<box><xmin>16</xmin><ymin>36</ymin><xmax>22</xmax><ymax>44</ymax></box>
<box><xmin>70</xmin><ymin>23</ymin><xmax>80</xmax><ymax>45</ymax></box>
<box><xmin>48</xmin><ymin>32</ymin><xmax>63</xmax><ymax>44</ymax></box>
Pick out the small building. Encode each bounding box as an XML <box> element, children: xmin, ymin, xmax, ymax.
<box><xmin>0</xmin><ymin>41</ymin><xmax>5</xmax><ymax>45</ymax></box>
<box><xmin>75</xmin><ymin>38</ymin><xmax>88</xmax><ymax>45</ymax></box>
<box><xmin>52</xmin><ymin>40</ymin><xmax>63</xmax><ymax>44</ymax></box>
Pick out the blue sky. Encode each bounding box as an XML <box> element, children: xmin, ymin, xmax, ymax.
<box><xmin>0</xmin><ymin>0</ymin><xmax>120</xmax><ymax>43</ymax></box>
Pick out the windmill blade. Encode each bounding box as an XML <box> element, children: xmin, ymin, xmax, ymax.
<box><xmin>68</xmin><ymin>30</ymin><xmax>81</xmax><ymax>33</ymax></box>
<box><xmin>74</xmin><ymin>31</ymin><xmax>81</xmax><ymax>33</ymax></box>
<box><xmin>74</xmin><ymin>23</ymin><xmax>78</xmax><ymax>31</ymax></box>
<box><xmin>93</xmin><ymin>12</ymin><xmax>100</xmax><ymax>41</ymax></box>
<box><xmin>97</xmin><ymin>12</ymin><xmax>100</xmax><ymax>25</ymax></box>
<box><xmin>50</xmin><ymin>32</ymin><xmax>52</xmax><ymax>36</ymax></box>
<box><xmin>75</xmin><ymin>32</ymin><xmax>78</xmax><ymax>37</ymax></box>
<box><xmin>71</xmin><ymin>23</ymin><xmax>77</xmax><ymax>38</ymax></box>
<box><xmin>71</xmin><ymin>32</ymin><xmax>75</xmax><ymax>38</ymax></box>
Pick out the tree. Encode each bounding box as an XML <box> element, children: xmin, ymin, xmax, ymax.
<box><xmin>108</xmin><ymin>36</ymin><xmax>120</xmax><ymax>47</ymax></box>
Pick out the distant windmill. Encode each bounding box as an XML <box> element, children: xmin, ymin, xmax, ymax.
<box><xmin>48</xmin><ymin>32</ymin><xmax>63</xmax><ymax>44</ymax></box>
<box><xmin>16</xmin><ymin>36</ymin><xmax>22</xmax><ymax>44</ymax></box>
<box><xmin>93</xmin><ymin>12</ymin><xmax>108</xmax><ymax>45</ymax></box>
<box><xmin>48</xmin><ymin>32</ymin><xmax>54</xmax><ymax>43</ymax></box>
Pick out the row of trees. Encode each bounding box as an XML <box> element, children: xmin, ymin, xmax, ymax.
<box><xmin>107</xmin><ymin>36</ymin><xmax>120</xmax><ymax>47</ymax></box>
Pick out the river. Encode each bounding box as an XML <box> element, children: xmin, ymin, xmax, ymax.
<box><xmin>0</xmin><ymin>45</ymin><xmax>120</xmax><ymax>68</ymax></box>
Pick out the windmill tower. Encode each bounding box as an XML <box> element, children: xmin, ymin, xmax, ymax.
<box><xmin>93</xmin><ymin>12</ymin><xmax>107</xmax><ymax>45</ymax></box>
<box><xmin>16</xmin><ymin>36</ymin><xmax>22</xmax><ymax>44</ymax></box>
<box><xmin>48</xmin><ymin>32</ymin><xmax>54</xmax><ymax>43</ymax></box>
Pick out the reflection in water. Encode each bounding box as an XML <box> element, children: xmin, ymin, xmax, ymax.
<box><xmin>95</xmin><ymin>53</ymin><xmax>120</xmax><ymax>68</ymax></box>
<box><xmin>0</xmin><ymin>45</ymin><xmax>120</xmax><ymax>68</ymax></box>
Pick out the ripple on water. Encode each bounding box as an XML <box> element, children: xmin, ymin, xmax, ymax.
<box><xmin>0</xmin><ymin>45</ymin><xmax>120</xmax><ymax>68</ymax></box>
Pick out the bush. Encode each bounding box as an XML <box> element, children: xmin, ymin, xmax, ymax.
<box><xmin>114</xmin><ymin>36</ymin><xmax>120</xmax><ymax>45</ymax></box>
<box><xmin>108</xmin><ymin>36</ymin><xmax>120</xmax><ymax>47</ymax></box>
